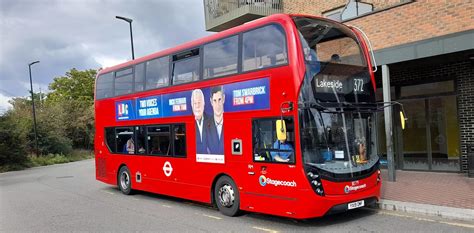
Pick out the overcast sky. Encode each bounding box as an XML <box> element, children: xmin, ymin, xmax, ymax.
<box><xmin>0</xmin><ymin>0</ymin><xmax>212</xmax><ymax>114</ymax></box>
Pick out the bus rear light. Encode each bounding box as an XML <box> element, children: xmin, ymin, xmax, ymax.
<box><xmin>377</xmin><ymin>170</ymin><xmax>381</xmax><ymax>183</ymax></box>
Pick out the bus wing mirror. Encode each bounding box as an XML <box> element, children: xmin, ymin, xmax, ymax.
<box><xmin>400</xmin><ymin>111</ymin><xmax>407</xmax><ymax>130</ymax></box>
<box><xmin>276</xmin><ymin>120</ymin><xmax>287</xmax><ymax>141</ymax></box>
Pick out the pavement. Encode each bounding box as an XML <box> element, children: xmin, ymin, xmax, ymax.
<box><xmin>378</xmin><ymin>169</ymin><xmax>474</xmax><ymax>222</ymax></box>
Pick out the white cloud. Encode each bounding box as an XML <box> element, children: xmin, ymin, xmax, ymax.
<box><xmin>0</xmin><ymin>93</ymin><xmax>12</xmax><ymax>115</ymax></box>
<box><xmin>93</xmin><ymin>56</ymin><xmax>127</xmax><ymax>69</ymax></box>
<box><xmin>1</xmin><ymin>0</ymin><xmax>211</xmax><ymax>98</ymax></box>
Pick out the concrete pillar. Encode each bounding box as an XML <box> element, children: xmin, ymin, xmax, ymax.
<box><xmin>382</xmin><ymin>65</ymin><xmax>396</xmax><ymax>182</ymax></box>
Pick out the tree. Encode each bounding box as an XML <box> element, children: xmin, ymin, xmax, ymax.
<box><xmin>46</xmin><ymin>68</ymin><xmax>96</xmax><ymax>149</ymax></box>
<box><xmin>47</xmin><ymin>68</ymin><xmax>96</xmax><ymax>102</ymax></box>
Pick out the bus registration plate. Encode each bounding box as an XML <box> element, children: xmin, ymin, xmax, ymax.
<box><xmin>348</xmin><ymin>200</ymin><xmax>364</xmax><ymax>210</ymax></box>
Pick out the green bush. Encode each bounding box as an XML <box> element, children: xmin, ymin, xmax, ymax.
<box><xmin>0</xmin><ymin>115</ymin><xmax>28</xmax><ymax>167</ymax></box>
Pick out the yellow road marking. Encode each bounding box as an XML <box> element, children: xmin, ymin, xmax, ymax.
<box><xmin>101</xmin><ymin>190</ymin><xmax>115</xmax><ymax>195</ymax></box>
<box><xmin>439</xmin><ymin>221</ymin><xmax>474</xmax><ymax>229</ymax></box>
<box><xmin>252</xmin><ymin>226</ymin><xmax>278</xmax><ymax>233</ymax></box>
<box><xmin>203</xmin><ymin>214</ymin><xmax>222</xmax><ymax>220</ymax></box>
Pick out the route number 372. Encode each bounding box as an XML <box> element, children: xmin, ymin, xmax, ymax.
<box><xmin>354</xmin><ymin>79</ymin><xmax>364</xmax><ymax>92</ymax></box>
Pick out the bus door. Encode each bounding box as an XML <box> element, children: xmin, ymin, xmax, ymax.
<box><xmin>246</xmin><ymin>118</ymin><xmax>300</xmax><ymax>214</ymax></box>
<box><xmin>138</xmin><ymin>124</ymin><xmax>188</xmax><ymax>196</ymax></box>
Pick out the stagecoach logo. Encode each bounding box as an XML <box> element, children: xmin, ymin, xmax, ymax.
<box><xmin>259</xmin><ymin>175</ymin><xmax>297</xmax><ymax>187</ymax></box>
<box><xmin>344</xmin><ymin>180</ymin><xmax>367</xmax><ymax>194</ymax></box>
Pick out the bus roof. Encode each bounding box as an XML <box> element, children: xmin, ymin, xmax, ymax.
<box><xmin>99</xmin><ymin>13</ymin><xmax>310</xmax><ymax>75</ymax></box>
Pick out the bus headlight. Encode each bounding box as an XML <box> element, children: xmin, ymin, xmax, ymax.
<box><xmin>306</xmin><ymin>168</ymin><xmax>325</xmax><ymax>196</ymax></box>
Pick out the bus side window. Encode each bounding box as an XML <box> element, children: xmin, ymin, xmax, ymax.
<box><xmin>172</xmin><ymin>48</ymin><xmax>200</xmax><ymax>85</ymax></box>
<box><xmin>134</xmin><ymin>63</ymin><xmax>146</xmax><ymax>92</ymax></box>
<box><xmin>96</xmin><ymin>72</ymin><xmax>114</xmax><ymax>99</ymax></box>
<box><xmin>242</xmin><ymin>24</ymin><xmax>288</xmax><ymax>72</ymax></box>
<box><xmin>203</xmin><ymin>35</ymin><xmax>238</xmax><ymax>79</ymax></box>
<box><xmin>136</xmin><ymin>126</ymin><xmax>146</xmax><ymax>154</ymax></box>
<box><xmin>115</xmin><ymin>67</ymin><xmax>134</xmax><ymax>96</ymax></box>
<box><xmin>146</xmin><ymin>56</ymin><xmax>169</xmax><ymax>90</ymax></box>
<box><xmin>172</xmin><ymin>124</ymin><xmax>186</xmax><ymax>157</ymax></box>
<box><xmin>105</xmin><ymin>127</ymin><xmax>116</xmax><ymax>153</ymax></box>
<box><xmin>147</xmin><ymin>125</ymin><xmax>171</xmax><ymax>156</ymax></box>
<box><xmin>115</xmin><ymin>127</ymin><xmax>134</xmax><ymax>155</ymax></box>
<box><xmin>252</xmin><ymin>118</ymin><xmax>295</xmax><ymax>163</ymax></box>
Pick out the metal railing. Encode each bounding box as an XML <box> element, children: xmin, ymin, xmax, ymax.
<box><xmin>204</xmin><ymin>0</ymin><xmax>283</xmax><ymax>31</ymax></box>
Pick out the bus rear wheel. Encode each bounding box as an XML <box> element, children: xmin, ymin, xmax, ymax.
<box><xmin>214</xmin><ymin>176</ymin><xmax>241</xmax><ymax>217</ymax></box>
<box><xmin>118</xmin><ymin>166</ymin><xmax>133</xmax><ymax>195</ymax></box>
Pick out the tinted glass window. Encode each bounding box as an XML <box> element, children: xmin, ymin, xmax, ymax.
<box><xmin>96</xmin><ymin>72</ymin><xmax>114</xmax><ymax>99</ymax></box>
<box><xmin>134</xmin><ymin>63</ymin><xmax>145</xmax><ymax>92</ymax></box>
<box><xmin>173</xmin><ymin>124</ymin><xmax>186</xmax><ymax>157</ymax></box>
<box><xmin>147</xmin><ymin>125</ymin><xmax>171</xmax><ymax>156</ymax></box>
<box><xmin>116</xmin><ymin>127</ymin><xmax>134</xmax><ymax>154</ymax></box>
<box><xmin>172</xmin><ymin>56</ymin><xmax>200</xmax><ymax>84</ymax></box>
<box><xmin>115</xmin><ymin>67</ymin><xmax>134</xmax><ymax>96</ymax></box>
<box><xmin>242</xmin><ymin>24</ymin><xmax>288</xmax><ymax>72</ymax></box>
<box><xmin>252</xmin><ymin>118</ymin><xmax>295</xmax><ymax>163</ymax></box>
<box><xmin>136</xmin><ymin>126</ymin><xmax>146</xmax><ymax>154</ymax></box>
<box><xmin>146</xmin><ymin>57</ymin><xmax>169</xmax><ymax>90</ymax></box>
<box><xmin>105</xmin><ymin>127</ymin><xmax>116</xmax><ymax>153</ymax></box>
<box><xmin>203</xmin><ymin>36</ymin><xmax>238</xmax><ymax>79</ymax></box>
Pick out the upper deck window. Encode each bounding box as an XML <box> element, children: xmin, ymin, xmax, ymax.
<box><xmin>203</xmin><ymin>35</ymin><xmax>238</xmax><ymax>79</ymax></box>
<box><xmin>115</xmin><ymin>67</ymin><xmax>134</xmax><ymax>96</ymax></box>
<box><xmin>172</xmin><ymin>48</ymin><xmax>200</xmax><ymax>85</ymax></box>
<box><xmin>96</xmin><ymin>72</ymin><xmax>114</xmax><ymax>100</ymax></box>
<box><xmin>134</xmin><ymin>63</ymin><xmax>145</xmax><ymax>92</ymax></box>
<box><xmin>146</xmin><ymin>56</ymin><xmax>170</xmax><ymax>90</ymax></box>
<box><xmin>242</xmin><ymin>24</ymin><xmax>288</xmax><ymax>72</ymax></box>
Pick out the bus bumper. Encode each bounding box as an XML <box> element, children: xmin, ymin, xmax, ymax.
<box><xmin>295</xmin><ymin>177</ymin><xmax>381</xmax><ymax>219</ymax></box>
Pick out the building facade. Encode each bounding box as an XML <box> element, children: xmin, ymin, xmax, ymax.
<box><xmin>203</xmin><ymin>0</ymin><xmax>474</xmax><ymax>173</ymax></box>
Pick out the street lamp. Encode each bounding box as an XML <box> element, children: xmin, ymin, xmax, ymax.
<box><xmin>28</xmin><ymin>60</ymin><xmax>40</xmax><ymax>156</ymax></box>
<box><xmin>115</xmin><ymin>16</ymin><xmax>135</xmax><ymax>60</ymax></box>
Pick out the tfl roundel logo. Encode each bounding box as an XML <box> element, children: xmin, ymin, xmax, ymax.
<box><xmin>259</xmin><ymin>175</ymin><xmax>267</xmax><ymax>186</ymax></box>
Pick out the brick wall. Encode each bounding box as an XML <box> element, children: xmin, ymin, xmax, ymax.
<box><xmin>456</xmin><ymin>61</ymin><xmax>474</xmax><ymax>172</ymax></box>
<box><xmin>374</xmin><ymin>59</ymin><xmax>474</xmax><ymax>172</ymax></box>
<box><xmin>285</xmin><ymin>0</ymin><xmax>474</xmax><ymax>51</ymax></box>
<box><xmin>283</xmin><ymin>0</ymin><xmax>402</xmax><ymax>16</ymax></box>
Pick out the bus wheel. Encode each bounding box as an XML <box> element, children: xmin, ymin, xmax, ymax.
<box><xmin>214</xmin><ymin>176</ymin><xmax>240</xmax><ymax>217</ymax></box>
<box><xmin>118</xmin><ymin>166</ymin><xmax>133</xmax><ymax>195</ymax></box>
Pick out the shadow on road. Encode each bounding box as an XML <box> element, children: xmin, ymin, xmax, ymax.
<box><xmin>101</xmin><ymin>186</ymin><xmax>378</xmax><ymax>227</ymax></box>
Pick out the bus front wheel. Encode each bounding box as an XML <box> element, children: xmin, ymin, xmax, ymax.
<box><xmin>118</xmin><ymin>166</ymin><xmax>133</xmax><ymax>195</ymax></box>
<box><xmin>214</xmin><ymin>176</ymin><xmax>241</xmax><ymax>217</ymax></box>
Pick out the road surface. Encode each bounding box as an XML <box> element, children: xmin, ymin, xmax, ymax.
<box><xmin>1</xmin><ymin>159</ymin><xmax>472</xmax><ymax>232</ymax></box>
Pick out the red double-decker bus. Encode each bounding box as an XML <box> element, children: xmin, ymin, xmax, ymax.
<box><xmin>95</xmin><ymin>14</ymin><xmax>381</xmax><ymax>219</ymax></box>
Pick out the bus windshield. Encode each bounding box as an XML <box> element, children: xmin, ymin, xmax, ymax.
<box><xmin>294</xmin><ymin>16</ymin><xmax>378</xmax><ymax>175</ymax></box>
<box><xmin>299</xmin><ymin>106</ymin><xmax>378</xmax><ymax>174</ymax></box>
